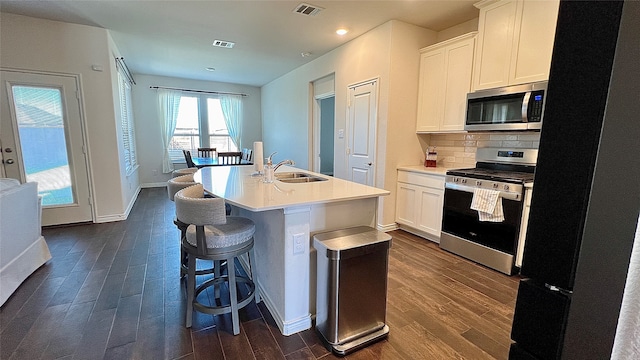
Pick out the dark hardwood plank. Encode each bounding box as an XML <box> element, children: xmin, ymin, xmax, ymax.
<box><xmin>191</xmin><ymin>326</ymin><xmax>224</xmax><ymax>360</ymax></box>
<box><xmin>243</xmin><ymin>318</ymin><xmax>286</xmax><ymax>360</ymax></box>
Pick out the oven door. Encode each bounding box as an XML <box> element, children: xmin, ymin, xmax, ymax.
<box><xmin>440</xmin><ymin>184</ymin><xmax>524</xmax><ymax>274</ymax></box>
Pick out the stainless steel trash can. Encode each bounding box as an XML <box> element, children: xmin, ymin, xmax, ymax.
<box><xmin>313</xmin><ymin>226</ymin><xmax>392</xmax><ymax>355</ymax></box>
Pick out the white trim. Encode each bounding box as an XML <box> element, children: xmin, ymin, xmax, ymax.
<box><xmin>141</xmin><ymin>182</ymin><xmax>168</xmax><ymax>188</ymax></box>
<box><xmin>256</xmin><ymin>280</ymin><xmax>312</xmax><ymax>336</ymax></box>
<box><xmin>95</xmin><ymin>185</ymin><xmax>141</xmax><ymax>223</ymax></box>
<box><xmin>377</xmin><ymin>222</ymin><xmax>398</xmax><ymax>233</ymax></box>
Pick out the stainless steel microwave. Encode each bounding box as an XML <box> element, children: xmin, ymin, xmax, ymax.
<box><xmin>465</xmin><ymin>81</ymin><xmax>548</xmax><ymax>131</ymax></box>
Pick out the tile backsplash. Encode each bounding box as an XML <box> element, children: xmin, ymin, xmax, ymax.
<box><xmin>426</xmin><ymin>132</ymin><xmax>541</xmax><ymax>168</ymax></box>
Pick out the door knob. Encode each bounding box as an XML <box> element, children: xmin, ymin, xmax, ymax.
<box><xmin>367</xmin><ymin>162</ymin><xmax>372</xmax><ymax>166</ymax></box>
<box><xmin>5</xmin><ymin>159</ymin><xmax>14</xmax><ymax>164</ymax></box>
<box><xmin>4</xmin><ymin>148</ymin><xmax>12</xmax><ymax>153</ymax></box>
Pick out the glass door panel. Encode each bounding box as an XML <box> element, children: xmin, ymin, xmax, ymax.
<box><xmin>11</xmin><ymin>85</ymin><xmax>74</xmax><ymax>206</ymax></box>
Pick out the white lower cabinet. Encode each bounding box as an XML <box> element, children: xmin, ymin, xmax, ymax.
<box><xmin>396</xmin><ymin>170</ymin><xmax>445</xmax><ymax>242</ymax></box>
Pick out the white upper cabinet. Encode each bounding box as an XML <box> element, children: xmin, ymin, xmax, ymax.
<box><xmin>472</xmin><ymin>0</ymin><xmax>559</xmax><ymax>91</ymax></box>
<box><xmin>416</xmin><ymin>32</ymin><xmax>476</xmax><ymax>133</ymax></box>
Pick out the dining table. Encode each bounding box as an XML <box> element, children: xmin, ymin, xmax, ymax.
<box><xmin>191</xmin><ymin>156</ymin><xmax>252</xmax><ymax>168</ymax></box>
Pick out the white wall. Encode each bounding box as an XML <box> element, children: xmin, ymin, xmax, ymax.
<box><xmin>262</xmin><ymin>20</ymin><xmax>436</xmax><ymax>228</ymax></box>
<box><xmin>132</xmin><ymin>74</ymin><xmax>262</xmax><ymax>186</ymax></box>
<box><xmin>0</xmin><ymin>13</ymin><xmax>132</xmax><ymax>222</ymax></box>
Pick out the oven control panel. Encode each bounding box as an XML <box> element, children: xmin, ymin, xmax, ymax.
<box><xmin>446</xmin><ymin>175</ymin><xmax>524</xmax><ymax>201</ymax></box>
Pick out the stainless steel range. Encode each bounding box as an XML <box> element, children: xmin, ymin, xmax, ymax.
<box><xmin>440</xmin><ymin>148</ymin><xmax>537</xmax><ymax>275</ymax></box>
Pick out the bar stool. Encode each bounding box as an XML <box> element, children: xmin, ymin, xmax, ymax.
<box><xmin>172</xmin><ymin>167</ymin><xmax>198</xmax><ymax>178</ymax></box>
<box><xmin>175</xmin><ymin>184</ymin><xmax>257</xmax><ymax>334</ymax></box>
<box><xmin>167</xmin><ymin>174</ymin><xmax>214</xmax><ymax>278</ymax></box>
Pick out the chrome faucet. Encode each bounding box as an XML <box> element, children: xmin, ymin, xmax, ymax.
<box><xmin>267</xmin><ymin>152</ymin><xmax>295</xmax><ymax>172</ymax></box>
<box><xmin>274</xmin><ymin>159</ymin><xmax>295</xmax><ymax>172</ymax></box>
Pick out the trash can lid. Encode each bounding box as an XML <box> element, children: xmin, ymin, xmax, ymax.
<box><xmin>313</xmin><ymin>226</ymin><xmax>392</xmax><ymax>255</ymax></box>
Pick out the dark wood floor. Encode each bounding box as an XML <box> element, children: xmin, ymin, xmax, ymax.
<box><xmin>0</xmin><ymin>187</ymin><xmax>520</xmax><ymax>360</ymax></box>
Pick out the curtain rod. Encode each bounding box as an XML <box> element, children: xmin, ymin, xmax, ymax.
<box><xmin>149</xmin><ymin>85</ymin><xmax>247</xmax><ymax>97</ymax></box>
<box><xmin>115</xmin><ymin>57</ymin><xmax>136</xmax><ymax>85</ymax></box>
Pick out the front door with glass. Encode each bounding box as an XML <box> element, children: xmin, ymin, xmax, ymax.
<box><xmin>0</xmin><ymin>70</ymin><xmax>92</xmax><ymax>225</ymax></box>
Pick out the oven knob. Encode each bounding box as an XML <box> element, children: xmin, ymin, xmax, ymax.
<box><xmin>461</xmin><ymin>179</ymin><xmax>467</xmax><ymax>184</ymax></box>
<box><xmin>503</xmin><ymin>184</ymin><xmax>510</xmax><ymax>190</ymax></box>
<box><xmin>476</xmin><ymin>181</ymin><xmax>482</xmax><ymax>186</ymax></box>
<box><xmin>454</xmin><ymin>177</ymin><xmax>459</xmax><ymax>183</ymax></box>
<box><xmin>492</xmin><ymin>183</ymin><xmax>499</xmax><ymax>189</ymax></box>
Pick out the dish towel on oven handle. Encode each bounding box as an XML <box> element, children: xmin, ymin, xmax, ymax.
<box><xmin>470</xmin><ymin>188</ymin><xmax>505</xmax><ymax>222</ymax></box>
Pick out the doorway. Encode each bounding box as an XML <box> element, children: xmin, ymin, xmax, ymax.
<box><xmin>0</xmin><ymin>69</ymin><xmax>93</xmax><ymax>225</ymax></box>
<box><xmin>312</xmin><ymin>75</ymin><xmax>335</xmax><ymax>175</ymax></box>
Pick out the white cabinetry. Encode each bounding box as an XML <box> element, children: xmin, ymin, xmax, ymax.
<box><xmin>396</xmin><ymin>170</ymin><xmax>445</xmax><ymax>242</ymax></box>
<box><xmin>416</xmin><ymin>32</ymin><xmax>476</xmax><ymax>133</ymax></box>
<box><xmin>472</xmin><ymin>0</ymin><xmax>559</xmax><ymax>91</ymax></box>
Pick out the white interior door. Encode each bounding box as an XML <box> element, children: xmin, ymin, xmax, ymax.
<box><xmin>1</xmin><ymin>70</ymin><xmax>92</xmax><ymax>225</ymax></box>
<box><xmin>347</xmin><ymin>80</ymin><xmax>377</xmax><ymax>186</ymax></box>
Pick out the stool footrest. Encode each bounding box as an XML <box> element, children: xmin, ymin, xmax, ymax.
<box><xmin>192</xmin><ymin>275</ymin><xmax>256</xmax><ymax>315</ymax></box>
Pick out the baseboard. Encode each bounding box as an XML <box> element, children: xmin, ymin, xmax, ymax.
<box><xmin>141</xmin><ymin>182</ymin><xmax>168</xmax><ymax>188</ymax></box>
<box><xmin>397</xmin><ymin>224</ymin><xmax>440</xmax><ymax>243</ymax></box>
<box><xmin>377</xmin><ymin>223</ymin><xmax>398</xmax><ymax>232</ymax></box>
<box><xmin>256</xmin><ymin>281</ymin><xmax>312</xmax><ymax>336</ymax></box>
<box><xmin>95</xmin><ymin>185</ymin><xmax>141</xmax><ymax>223</ymax></box>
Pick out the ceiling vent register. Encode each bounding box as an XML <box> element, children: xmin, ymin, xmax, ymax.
<box><xmin>293</xmin><ymin>3</ymin><xmax>324</xmax><ymax>16</ymax></box>
<box><xmin>212</xmin><ymin>40</ymin><xmax>235</xmax><ymax>49</ymax></box>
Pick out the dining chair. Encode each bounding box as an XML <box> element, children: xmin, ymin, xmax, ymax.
<box><xmin>241</xmin><ymin>148</ymin><xmax>253</xmax><ymax>162</ymax></box>
<box><xmin>183</xmin><ymin>150</ymin><xmax>196</xmax><ymax>168</ymax></box>
<box><xmin>218</xmin><ymin>151</ymin><xmax>242</xmax><ymax>165</ymax></box>
<box><xmin>197</xmin><ymin>147</ymin><xmax>216</xmax><ymax>158</ymax></box>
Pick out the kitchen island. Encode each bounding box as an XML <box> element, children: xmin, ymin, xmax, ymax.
<box><xmin>194</xmin><ymin>165</ymin><xmax>389</xmax><ymax>335</ymax></box>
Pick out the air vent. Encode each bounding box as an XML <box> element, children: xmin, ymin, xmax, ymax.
<box><xmin>293</xmin><ymin>3</ymin><xmax>323</xmax><ymax>16</ymax></box>
<box><xmin>212</xmin><ymin>40</ymin><xmax>235</xmax><ymax>49</ymax></box>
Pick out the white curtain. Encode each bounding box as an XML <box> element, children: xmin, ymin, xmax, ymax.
<box><xmin>220</xmin><ymin>95</ymin><xmax>243</xmax><ymax>150</ymax></box>
<box><xmin>158</xmin><ymin>89</ymin><xmax>182</xmax><ymax>173</ymax></box>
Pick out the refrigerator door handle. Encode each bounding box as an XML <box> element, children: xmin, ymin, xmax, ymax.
<box><xmin>545</xmin><ymin>283</ymin><xmax>573</xmax><ymax>296</ymax></box>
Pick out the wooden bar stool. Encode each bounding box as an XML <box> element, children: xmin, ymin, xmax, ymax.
<box><xmin>174</xmin><ymin>184</ymin><xmax>257</xmax><ymax>334</ymax></box>
<box><xmin>167</xmin><ymin>174</ymin><xmax>214</xmax><ymax>278</ymax></box>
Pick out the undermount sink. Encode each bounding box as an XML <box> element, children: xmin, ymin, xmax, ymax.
<box><xmin>275</xmin><ymin>172</ymin><xmax>328</xmax><ymax>183</ymax></box>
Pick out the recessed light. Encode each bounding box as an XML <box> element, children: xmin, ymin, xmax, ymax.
<box><xmin>205</xmin><ymin>67</ymin><xmax>216</xmax><ymax>72</ymax></box>
<box><xmin>336</xmin><ymin>28</ymin><xmax>348</xmax><ymax>36</ymax></box>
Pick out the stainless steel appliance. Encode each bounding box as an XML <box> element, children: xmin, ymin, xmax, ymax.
<box><xmin>440</xmin><ymin>148</ymin><xmax>537</xmax><ymax>275</ymax></box>
<box><xmin>313</xmin><ymin>227</ymin><xmax>392</xmax><ymax>355</ymax></box>
<box><xmin>465</xmin><ymin>81</ymin><xmax>548</xmax><ymax>131</ymax></box>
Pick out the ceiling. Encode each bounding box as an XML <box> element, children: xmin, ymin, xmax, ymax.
<box><xmin>0</xmin><ymin>1</ymin><xmax>479</xmax><ymax>87</ymax></box>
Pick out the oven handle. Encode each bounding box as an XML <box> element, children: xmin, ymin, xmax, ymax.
<box><xmin>445</xmin><ymin>182</ymin><xmax>522</xmax><ymax>201</ymax></box>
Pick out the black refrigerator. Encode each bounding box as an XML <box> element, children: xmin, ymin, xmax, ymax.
<box><xmin>510</xmin><ymin>1</ymin><xmax>640</xmax><ymax>359</ymax></box>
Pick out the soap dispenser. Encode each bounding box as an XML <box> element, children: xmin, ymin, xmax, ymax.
<box><xmin>263</xmin><ymin>152</ymin><xmax>276</xmax><ymax>183</ymax></box>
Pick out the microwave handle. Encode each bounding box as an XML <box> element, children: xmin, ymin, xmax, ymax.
<box><xmin>521</xmin><ymin>91</ymin><xmax>531</xmax><ymax>123</ymax></box>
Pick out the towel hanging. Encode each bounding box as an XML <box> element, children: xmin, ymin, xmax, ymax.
<box><xmin>471</xmin><ymin>188</ymin><xmax>504</xmax><ymax>222</ymax></box>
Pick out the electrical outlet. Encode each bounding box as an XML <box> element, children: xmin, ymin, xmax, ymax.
<box><xmin>337</xmin><ymin>129</ymin><xmax>344</xmax><ymax>139</ymax></box>
<box><xmin>293</xmin><ymin>233</ymin><xmax>305</xmax><ymax>255</ymax></box>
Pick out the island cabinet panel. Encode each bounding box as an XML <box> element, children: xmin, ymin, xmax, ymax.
<box><xmin>395</xmin><ymin>170</ymin><xmax>445</xmax><ymax>242</ymax></box>
<box><xmin>416</xmin><ymin>32</ymin><xmax>476</xmax><ymax>133</ymax></box>
<box><xmin>472</xmin><ymin>0</ymin><xmax>559</xmax><ymax>91</ymax></box>
<box><xmin>194</xmin><ymin>165</ymin><xmax>389</xmax><ymax>336</ymax></box>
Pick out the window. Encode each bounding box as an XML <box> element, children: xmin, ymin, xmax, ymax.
<box><xmin>168</xmin><ymin>95</ymin><xmax>237</xmax><ymax>161</ymax></box>
<box><xmin>118</xmin><ymin>71</ymin><xmax>137</xmax><ymax>174</ymax></box>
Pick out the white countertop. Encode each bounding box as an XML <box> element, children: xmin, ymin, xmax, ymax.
<box><xmin>397</xmin><ymin>165</ymin><xmax>460</xmax><ymax>176</ymax></box>
<box><xmin>194</xmin><ymin>165</ymin><xmax>390</xmax><ymax>212</ymax></box>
